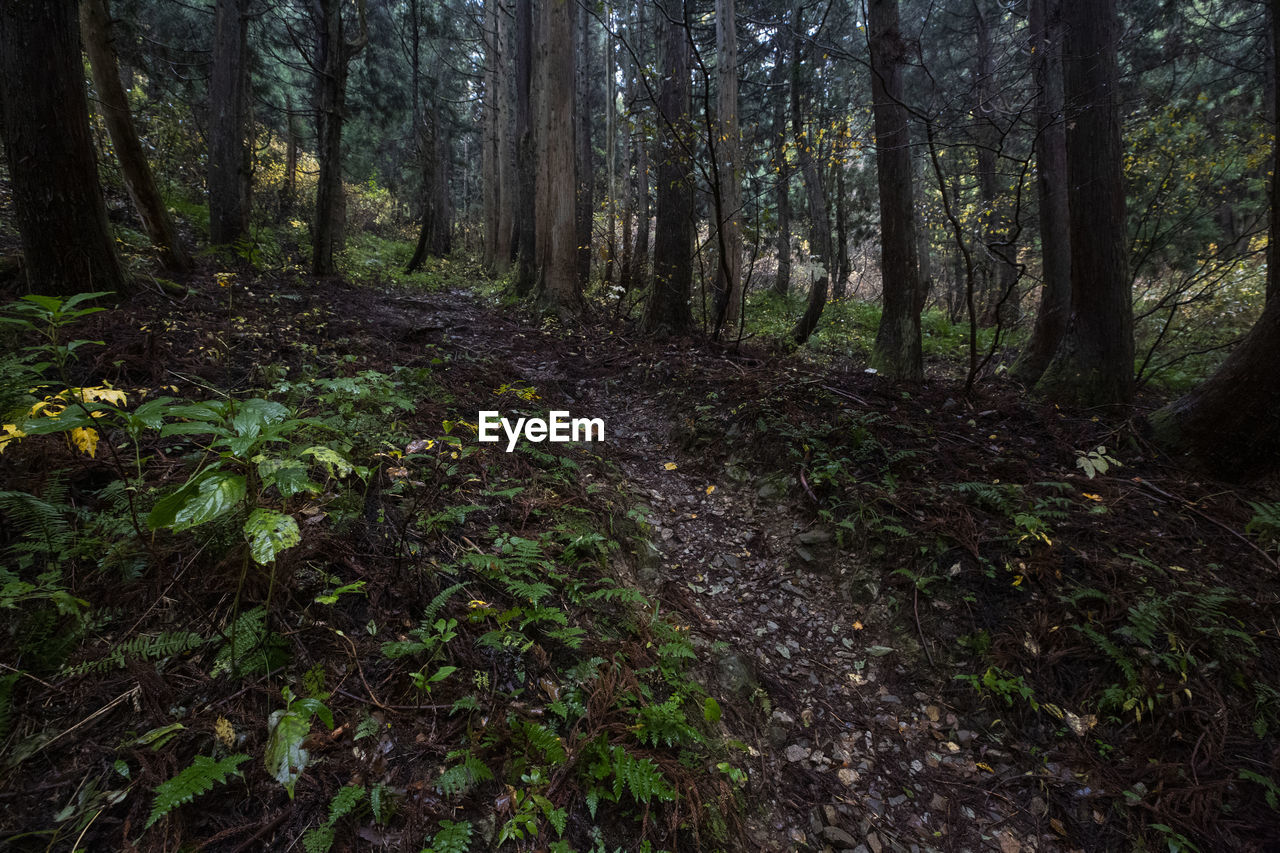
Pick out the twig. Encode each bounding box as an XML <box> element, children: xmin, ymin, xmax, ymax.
<box><xmin>26</xmin><ymin>686</ymin><xmax>139</xmax><ymax>761</ymax></box>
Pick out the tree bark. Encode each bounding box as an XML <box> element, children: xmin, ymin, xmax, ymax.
<box><xmin>0</xmin><ymin>0</ymin><xmax>127</xmax><ymax>296</ymax></box>
<box><xmin>1270</xmin><ymin>0</ymin><xmax>1279</xmax><ymax>304</ymax></box>
<box><xmin>513</xmin><ymin>0</ymin><xmax>537</xmax><ymax>295</ymax></box>
<box><xmin>311</xmin><ymin>0</ymin><xmax>367</xmax><ymax>276</ymax></box>
<box><xmin>1013</xmin><ymin>0</ymin><xmax>1071</xmax><ymax>384</ymax></box>
<box><xmin>482</xmin><ymin>0</ymin><xmax>500</xmax><ymax>270</ymax></box>
<box><xmin>868</xmin><ymin>0</ymin><xmax>924</xmax><ymax>379</ymax></box>
<box><xmin>208</xmin><ymin>0</ymin><xmax>251</xmax><ymax>245</ymax></box>
<box><xmin>534</xmin><ymin>0</ymin><xmax>579</xmax><ymax>312</ymax></box>
<box><xmin>81</xmin><ymin>0</ymin><xmax>191</xmax><ymax>272</ymax></box>
<box><xmin>574</xmin><ymin>0</ymin><xmax>593</xmax><ymax>289</ymax></box>
<box><xmin>790</xmin><ymin>3</ymin><xmax>833</xmax><ymax>345</ymax></box>
<box><xmin>713</xmin><ymin>0</ymin><xmax>743</xmax><ymax>329</ymax></box>
<box><xmin>771</xmin><ymin>34</ymin><xmax>792</xmax><ymax>297</ymax></box>
<box><xmin>644</xmin><ymin>0</ymin><xmax>693</xmax><ymax>335</ymax></box>
<box><xmin>1036</xmin><ymin>0</ymin><xmax>1132</xmax><ymax>406</ymax></box>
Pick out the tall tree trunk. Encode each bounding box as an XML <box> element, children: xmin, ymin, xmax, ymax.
<box><xmin>495</xmin><ymin>0</ymin><xmax>516</xmax><ymax>274</ymax></box>
<box><xmin>81</xmin><ymin>0</ymin><xmax>190</xmax><ymax>272</ymax></box>
<box><xmin>1013</xmin><ymin>0</ymin><xmax>1071</xmax><ymax>384</ymax></box>
<box><xmin>833</xmin><ymin>132</ymin><xmax>850</xmax><ymax>299</ymax></box>
<box><xmin>208</xmin><ymin>0</ymin><xmax>251</xmax><ymax>245</ymax></box>
<box><xmin>633</xmin><ymin>132</ymin><xmax>652</xmax><ymax>289</ymax></box>
<box><xmin>513</xmin><ymin>0</ymin><xmax>537</xmax><ymax>295</ymax></box>
<box><xmin>604</xmin><ymin>6</ymin><xmax>618</xmax><ymax>287</ymax></box>
<box><xmin>311</xmin><ymin>0</ymin><xmax>367</xmax><ymax>276</ymax></box>
<box><xmin>1270</xmin><ymin>0</ymin><xmax>1279</xmax><ymax>304</ymax></box>
<box><xmin>790</xmin><ymin>3</ymin><xmax>833</xmax><ymax>345</ymax></box>
<box><xmin>644</xmin><ymin>0</ymin><xmax>693</xmax><ymax>335</ymax></box>
<box><xmin>869</xmin><ymin>0</ymin><xmax>924</xmax><ymax>379</ymax></box>
<box><xmin>0</xmin><ymin>0</ymin><xmax>127</xmax><ymax>296</ymax></box>
<box><xmin>406</xmin><ymin>106</ymin><xmax>452</xmax><ymax>271</ymax></box>
<box><xmin>284</xmin><ymin>95</ymin><xmax>300</xmax><ymax>214</ymax></box>
<box><xmin>574</xmin><ymin>0</ymin><xmax>593</xmax><ymax>289</ymax></box>
<box><xmin>771</xmin><ymin>35</ymin><xmax>792</xmax><ymax>296</ymax></box>
<box><xmin>535</xmin><ymin>0</ymin><xmax>579</xmax><ymax>312</ymax></box>
<box><xmin>712</xmin><ymin>0</ymin><xmax>743</xmax><ymax>330</ymax></box>
<box><xmin>1035</xmin><ymin>0</ymin><xmax>1132</xmax><ymax>406</ymax></box>
<box><xmin>482</xmin><ymin>0</ymin><xmax>500</xmax><ymax>269</ymax></box>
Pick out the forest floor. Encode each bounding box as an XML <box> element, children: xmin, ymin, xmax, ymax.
<box><xmin>3</xmin><ymin>260</ymin><xmax>1280</xmax><ymax>852</ymax></box>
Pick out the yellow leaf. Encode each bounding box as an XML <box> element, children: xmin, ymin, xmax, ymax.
<box><xmin>976</xmin><ymin>762</ymin><xmax>994</xmax><ymax>773</ymax></box>
<box><xmin>0</xmin><ymin>423</ymin><xmax>26</xmax><ymax>453</ymax></box>
<box><xmin>1082</xmin><ymin>493</ymin><xmax>1103</xmax><ymax>501</ymax></box>
<box><xmin>852</xmin><ymin>621</ymin><xmax>864</xmax><ymax>631</ymax></box>
<box><xmin>663</xmin><ymin>462</ymin><xmax>677</xmax><ymax>470</ymax></box>
<box><xmin>70</xmin><ymin>427</ymin><xmax>99</xmax><ymax>458</ymax></box>
<box><xmin>705</xmin><ymin>485</ymin><xmax>716</xmax><ymax>495</ymax></box>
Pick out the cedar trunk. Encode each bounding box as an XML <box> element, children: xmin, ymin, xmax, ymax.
<box><xmin>513</xmin><ymin>0</ymin><xmax>537</xmax><ymax>295</ymax></box>
<box><xmin>771</xmin><ymin>36</ymin><xmax>792</xmax><ymax>296</ymax></box>
<box><xmin>535</xmin><ymin>0</ymin><xmax>579</xmax><ymax>312</ymax></box>
<box><xmin>712</xmin><ymin>0</ymin><xmax>743</xmax><ymax>329</ymax></box>
<box><xmin>0</xmin><ymin>0</ymin><xmax>127</xmax><ymax>296</ymax></box>
<box><xmin>790</xmin><ymin>3</ymin><xmax>833</xmax><ymax>345</ymax></box>
<box><xmin>81</xmin><ymin>0</ymin><xmax>191</xmax><ymax>272</ymax></box>
<box><xmin>208</xmin><ymin>0</ymin><xmax>251</xmax><ymax>245</ymax></box>
<box><xmin>1013</xmin><ymin>0</ymin><xmax>1071</xmax><ymax>384</ymax></box>
<box><xmin>869</xmin><ymin>0</ymin><xmax>923</xmax><ymax>379</ymax></box>
<box><xmin>644</xmin><ymin>0</ymin><xmax>693</xmax><ymax>335</ymax></box>
<box><xmin>1036</xmin><ymin>0</ymin><xmax>1132</xmax><ymax>406</ymax></box>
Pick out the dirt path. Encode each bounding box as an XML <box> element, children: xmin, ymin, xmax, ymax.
<box><xmin>373</xmin><ymin>288</ymin><xmax>1052</xmax><ymax>853</ymax></box>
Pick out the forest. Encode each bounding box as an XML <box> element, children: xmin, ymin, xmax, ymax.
<box><xmin>1</xmin><ymin>0</ymin><xmax>1279</xmax><ymax>850</ymax></box>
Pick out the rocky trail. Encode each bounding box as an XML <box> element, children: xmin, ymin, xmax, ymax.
<box><xmin>376</xmin><ymin>287</ymin><xmax>1059</xmax><ymax>853</ymax></box>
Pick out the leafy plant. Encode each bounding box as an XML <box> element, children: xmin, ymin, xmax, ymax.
<box><xmin>147</xmin><ymin>753</ymin><xmax>249</xmax><ymax>829</ymax></box>
<box><xmin>264</xmin><ymin>686</ymin><xmax>334</xmax><ymax>798</ymax></box>
<box><xmin>302</xmin><ymin>784</ymin><xmax>366</xmax><ymax>853</ymax></box>
<box><xmin>422</xmin><ymin>819</ymin><xmax>473</xmax><ymax>853</ymax></box>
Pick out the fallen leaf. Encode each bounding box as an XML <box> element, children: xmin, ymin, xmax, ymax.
<box><xmin>664</xmin><ymin>462</ymin><xmax>678</xmax><ymax>470</ymax></box>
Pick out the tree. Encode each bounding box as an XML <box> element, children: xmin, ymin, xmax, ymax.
<box><xmin>81</xmin><ymin>0</ymin><xmax>191</xmax><ymax>272</ymax></box>
<box><xmin>712</xmin><ymin>0</ymin><xmax>743</xmax><ymax>330</ymax></box>
<box><xmin>513</xmin><ymin>0</ymin><xmax>537</xmax><ymax>296</ymax></box>
<box><xmin>789</xmin><ymin>2</ymin><xmax>833</xmax><ymax>345</ymax></box>
<box><xmin>868</xmin><ymin>0</ymin><xmax>923</xmax><ymax>379</ymax></box>
<box><xmin>770</xmin><ymin>36</ymin><xmax>792</xmax><ymax>297</ymax></box>
<box><xmin>1147</xmin><ymin>0</ymin><xmax>1280</xmax><ymax>479</ymax></box>
<box><xmin>1035</xmin><ymin>0</ymin><xmax>1132</xmax><ymax>405</ymax></box>
<box><xmin>644</xmin><ymin>0</ymin><xmax>693</xmax><ymax>335</ymax></box>
<box><xmin>311</xmin><ymin>0</ymin><xmax>369</xmax><ymax>276</ymax></box>
<box><xmin>1012</xmin><ymin>0</ymin><xmax>1070</xmax><ymax>384</ymax></box>
<box><xmin>534</xmin><ymin>0</ymin><xmax>579</xmax><ymax>312</ymax></box>
<box><xmin>208</xmin><ymin>0</ymin><xmax>252</xmax><ymax>245</ymax></box>
<box><xmin>0</xmin><ymin>0</ymin><xmax>127</xmax><ymax>296</ymax></box>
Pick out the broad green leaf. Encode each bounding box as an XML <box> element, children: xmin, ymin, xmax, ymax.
<box><xmin>244</xmin><ymin>508</ymin><xmax>300</xmax><ymax>565</ymax></box>
<box><xmin>264</xmin><ymin>708</ymin><xmax>311</xmax><ymax>799</ymax></box>
<box><xmin>302</xmin><ymin>446</ymin><xmax>353</xmax><ymax>478</ymax></box>
<box><xmin>167</xmin><ymin>471</ymin><xmax>245</xmax><ymax>531</ymax></box>
<box><xmin>257</xmin><ymin>457</ymin><xmax>319</xmax><ymax>497</ymax></box>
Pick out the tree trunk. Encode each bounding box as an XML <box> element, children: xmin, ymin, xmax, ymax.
<box><xmin>513</xmin><ymin>0</ymin><xmax>537</xmax><ymax>296</ymax></box>
<box><xmin>1271</xmin><ymin>0</ymin><xmax>1279</xmax><ymax>304</ymax></box>
<box><xmin>1035</xmin><ymin>0</ymin><xmax>1132</xmax><ymax>406</ymax></box>
<box><xmin>604</xmin><ymin>5</ymin><xmax>618</xmax><ymax>287</ymax></box>
<box><xmin>644</xmin><ymin>0</ymin><xmax>693</xmax><ymax>335</ymax></box>
<box><xmin>1013</xmin><ymin>0</ymin><xmax>1071</xmax><ymax>384</ymax></box>
<box><xmin>482</xmin><ymin>0</ymin><xmax>500</xmax><ymax>270</ymax></box>
<box><xmin>311</xmin><ymin>0</ymin><xmax>367</xmax><ymax>276</ymax></box>
<box><xmin>712</xmin><ymin>0</ymin><xmax>743</xmax><ymax>329</ymax></box>
<box><xmin>535</xmin><ymin>0</ymin><xmax>579</xmax><ymax>312</ymax></box>
<box><xmin>634</xmin><ymin>132</ymin><xmax>652</xmax><ymax>289</ymax></box>
<box><xmin>790</xmin><ymin>3</ymin><xmax>833</xmax><ymax>345</ymax></box>
<box><xmin>771</xmin><ymin>35</ymin><xmax>792</xmax><ymax>297</ymax></box>
<box><xmin>0</xmin><ymin>0</ymin><xmax>127</xmax><ymax>296</ymax></box>
<box><xmin>81</xmin><ymin>0</ymin><xmax>191</xmax><ymax>272</ymax></box>
<box><xmin>834</xmin><ymin>139</ymin><xmax>849</xmax><ymax>299</ymax></box>
<box><xmin>869</xmin><ymin>0</ymin><xmax>923</xmax><ymax>379</ymax></box>
<box><xmin>208</xmin><ymin>0</ymin><xmax>251</xmax><ymax>245</ymax></box>
<box><xmin>284</xmin><ymin>95</ymin><xmax>300</xmax><ymax>214</ymax></box>
<box><xmin>574</xmin><ymin>0</ymin><xmax>593</xmax><ymax>289</ymax></box>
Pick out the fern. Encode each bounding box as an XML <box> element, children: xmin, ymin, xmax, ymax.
<box><xmin>505</xmin><ymin>578</ymin><xmax>553</xmax><ymax>605</ymax></box>
<box><xmin>0</xmin><ymin>486</ymin><xmax>73</xmax><ymax>560</ymax></box>
<box><xmin>436</xmin><ymin>750</ymin><xmax>493</xmax><ymax>797</ymax></box>
<box><xmin>520</xmin><ymin>721</ymin><xmax>567</xmax><ymax>764</ymax></box>
<box><xmin>635</xmin><ymin>696</ymin><xmax>700</xmax><ymax>748</ymax></box>
<box><xmin>147</xmin><ymin>753</ymin><xmax>249</xmax><ymax>828</ymax></box>
<box><xmin>64</xmin><ymin>630</ymin><xmax>206</xmax><ymax>677</ymax></box>
<box><xmin>302</xmin><ymin>785</ymin><xmax>366</xmax><ymax>853</ymax></box>
<box><xmin>583</xmin><ymin>585</ymin><xmax>646</xmax><ymax>604</ymax></box>
<box><xmin>609</xmin><ymin>746</ymin><xmax>675</xmax><ymax>804</ymax></box>
<box><xmin>423</xmin><ymin>582</ymin><xmax>467</xmax><ymax>626</ymax></box>
<box><xmin>423</xmin><ymin>819</ymin><xmax>473</xmax><ymax>853</ymax></box>
<box><xmin>210</xmin><ymin>606</ymin><xmax>287</xmax><ymax>677</ymax></box>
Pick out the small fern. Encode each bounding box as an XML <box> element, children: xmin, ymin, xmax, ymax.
<box><xmin>64</xmin><ymin>630</ymin><xmax>206</xmax><ymax>677</ymax></box>
<box><xmin>520</xmin><ymin>721</ymin><xmax>567</xmax><ymax>764</ymax></box>
<box><xmin>422</xmin><ymin>581</ymin><xmax>467</xmax><ymax>625</ymax></box>
<box><xmin>210</xmin><ymin>606</ymin><xmax>287</xmax><ymax>677</ymax></box>
<box><xmin>302</xmin><ymin>784</ymin><xmax>366</xmax><ymax>853</ymax></box>
<box><xmin>436</xmin><ymin>750</ymin><xmax>493</xmax><ymax>797</ymax></box>
<box><xmin>423</xmin><ymin>819</ymin><xmax>473</xmax><ymax>853</ymax></box>
<box><xmin>147</xmin><ymin>753</ymin><xmax>249</xmax><ymax>828</ymax></box>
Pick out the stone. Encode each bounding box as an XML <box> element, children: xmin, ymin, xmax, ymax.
<box><xmin>867</xmin><ymin>832</ymin><xmax>883</xmax><ymax>853</ymax></box>
<box><xmin>797</xmin><ymin>528</ymin><xmax>833</xmax><ymax>545</ymax></box>
<box><xmin>785</xmin><ymin>744</ymin><xmax>812</xmax><ymax>762</ymax></box>
<box><xmin>823</xmin><ymin>826</ymin><xmax>859</xmax><ymax>847</ymax></box>
<box><xmin>837</xmin><ymin>768</ymin><xmax>858</xmax><ymax>787</ymax></box>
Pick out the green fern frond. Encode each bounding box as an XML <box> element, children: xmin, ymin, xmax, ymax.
<box><xmin>610</xmin><ymin>746</ymin><xmax>675</xmax><ymax>804</ymax></box>
<box><xmin>424</xmin><ymin>819</ymin><xmax>473</xmax><ymax>853</ymax></box>
<box><xmin>0</xmin><ymin>488</ymin><xmax>73</xmax><ymax>559</ymax></box>
<box><xmin>520</xmin><ymin>721</ymin><xmax>567</xmax><ymax>764</ymax></box>
<box><xmin>147</xmin><ymin>753</ymin><xmax>249</xmax><ymax>828</ymax></box>
<box><xmin>422</xmin><ymin>582</ymin><xmax>467</xmax><ymax>626</ymax></box>
<box><xmin>436</xmin><ymin>751</ymin><xmax>493</xmax><ymax>797</ymax></box>
<box><xmin>65</xmin><ymin>630</ymin><xmax>206</xmax><ymax>677</ymax></box>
